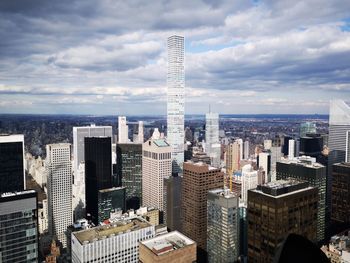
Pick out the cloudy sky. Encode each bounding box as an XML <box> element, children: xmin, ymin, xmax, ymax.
<box><xmin>0</xmin><ymin>0</ymin><xmax>349</xmax><ymax>115</ymax></box>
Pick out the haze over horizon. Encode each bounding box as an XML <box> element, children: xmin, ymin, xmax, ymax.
<box><xmin>1</xmin><ymin>0</ymin><xmax>350</xmax><ymax>115</ymax></box>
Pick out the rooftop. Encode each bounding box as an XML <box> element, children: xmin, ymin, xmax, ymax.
<box><xmin>153</xmin><ymin>139</ymin><xmax>170</xmax><ymax>147</ymax></box>
<box><xmin>279</xmin><ymin>156</ymin><xmax>325</xmax><ymax>169</ymax></box>
<box><xmin>209</xmin><ymin>188</ymin><xmax>237</xmax><ymax>199</ymax></box>
<box><xmin>141</xmin><ymin>231</ymin><xmax>195</xmax><ymax>256</ymax></box>
<box><xmin>253</xmin><ymin>179</ymin><xmax>312</xmax><ymax>197</ymax></box>
<box><xmin>73</xmin><ymin>217</ymin><xmax>151</xmax><ymax>245</ymax></box>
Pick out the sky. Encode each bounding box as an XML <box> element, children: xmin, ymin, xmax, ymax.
<box><xmin>0</xmin><ymin>0</ymin><xmax>350</xmax><ymax>115</ymax></box>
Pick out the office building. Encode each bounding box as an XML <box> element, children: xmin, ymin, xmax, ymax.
<box><xmin>244</xmin><ymin>140</ymin><xmax>250</xmax><ymax>160</ymax></box>
<box><xmin>167</xmin><ymin>35</ymin><xmax>185</xmax><ymax>173</ymax></box>
<box><xmin>241</xmin><ymin>164</ymin><xmax>258</xmax><ymax>206</ymax></box>
<box><xmin>270</xmin><ymin>145</ymin><xmax>282</xmax><ymax>182</ymax></box>
<box><xmin>73</xmin><ymin>162</ymin><xmax>85</xmax><ymax>220</ymax></box>
<box><xmin>276</xmin><ymin>156</ymin><xmax>326</xmax><ymax>241</ymax></box>
<box><xmin>142</xmin><ymin>135</ymin><xmax>172</xmax><ymax>211</ymax></box>
<box><xmin>264</xmin><ymin>140</ymin><xmax>272</xmax><ymax>150</ymax></box>
<box><xmin>117</xmin><ymin>143</ymin><xmax>142</xmax><ymax>209</ymax></box>
<box><xmin>328</xmin><ymin>100</ymin><xmax>350</xmax><ymax>227</ymax></box>
<box><xmin>139</xmin><ymin>231</ymin><xmax>196</xmax><ymax>263</ymax></box>
<box><xmin>288</xmin><ymin>139</ymin><xmax>295</xmax><ymax>159</ymax></box>
<box><xmin>205</xmin><ymin>112</ymin><xmax>220</xmax><ymax>168</ymax></box>
<box><xmin>258</xmin><ymin>152</ymin><xmax>271</xmax><ymax>183</ymax></box>
<box><xmin>248</xmin><ymin>180</ymin><xmax>318</xmax><ymax>262</ymax></box>
<box><xmin>98</xmin><ymin>187</ymin><xmax>126</xmax><ymax>223</ymax></box>
<box><xmin>282</xmin><ymin>136</ymin><xmax>292</xmax><ymax>157</ymax></box>
<box><xmin>182</xmin><ymin>162</ymin><xmax>224</xmax><ymax>258</ymax></box>
<box><xmin>321</xmin><ymin>230</ymin><xmax>350</xmax><ymax>263</ymax></box>
<box><xmin>192</xmin><ymin>152</ymin><xmax>211</xmax><ymax>165</ymax></box>
<box><xmin>0</xmin><ymin>134</ymin><xmax>25</xmax><ymax>193</ymax></box>
<box><xmin>0</xmin><ymin>190</ymin><xmax>38</xmax><ymax>262</ymax></box>
<box><xmin>71</xmin><ymin>217</ymin><xmax>155</xmax><ymax>263</ymax></box>
<box><xmin>163</xmin><ymin>174</ymin><xmax>182</xmax><ymax>231</ymax></box>
<box><xmin>332</xmin><ymin>162</ymin><xmax>350</xmax><ymax>224</ymax></box>
<box><xmin>118</xmin><ymin>116</ymin><xmax>129</xmax><ymax>143</ymax></box>
<box><xmin>46</xmin><ymin>143</ymin><xmax>73</xmax><ymax>248</ymax></box>
<box><xmin>207</xmin><ymin>189</ymin><xmax>239</xmax><ymax>262</ymax></box>
<box><xmin>137</xmin><ymin>121</ymin><xmax>144</xmax><ymax>143</ymax></box>
<box><xmin>226</xmin><ymin>141</ymin><xmax>241</xmax><ymax>174</ymax></box>
<box><xmin>300</xmin><ymin>133</ymin><xmax>323</xmax><ymax>158</ymax></box>
<box><xmin>85</xmin><ymin>137</ymin><xmax>112</xmax><ymax>225</ymax></box>
<box><xmin>300</xmin><ymin>122</ymin><xmax>317</xmax><ymax>137</ymax></box>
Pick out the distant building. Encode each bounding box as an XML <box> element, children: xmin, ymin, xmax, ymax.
<box><xmin>46</xmin><ymin>143</ymin><xmax>73</xmax><ymax>248</ymax></box>
<box><xmin>71</xmin><ymin>217</ymin><xmax>155</xmax><ymax>263</ymax></box>
<box><xmin>167</xmin><ymin>35</ymin><xmax>185</xmax><ymax>173</ymax></box>
<box><xmin>118</xmin><ymin>116</ymin><xmax>129</xmax><ymax>143</ymax></box>
<box><xmin>300</xmin><ymin>133</ymin><xmax>323</xmax><ymax>158</ymax></box>
<box><xmin>226</xmin><ymin>141</ymin><xmax>241</xmax><ymax>174</ymax></box>
<box><xmin>85</xmin><ymin>137</ymin><xmax>112</xmax><ymax>225</ymax></box>
<box><xmin>0</xmin><ymin>134</ymin><xmax>25</xmax><ymax>193</ymax></box>
<box><xmin>163</xmin><ymin>174</ymin><xmax>182</xmax><ymax>232</ymax></box>
<box><xmin>241</xmin><ymin>164</ymin><xmax>258</xmax><ymax>206</ymax></box>
<box><xmin>247</xmin><ymin>180</ymin><xmax>318</xmax><ymax>262</ymax></box>
<box><xmin>139</xmin><ymin>231</ymin><xmax>196</xmax><ymax>263</ymax></box>
<box><xmin>98</xmin><ymin>187</ymin><xmax>126</xmax><ymax>223</ymax></box>
<box><xmin>300</xmin><ymin>122</ymin><xmax>317</xmax><ymax>137</ymax></box>
<box><xmin>288</xmin><ymin>139</ymin><xmax>295</xmax><ymax>159</ymax></box>
<box><xmin>207</xmin><ymin>189</ymin><xmax>239</xmax><ymax>262</ymax></box>
<box><xmin>243</xmin><ymin>141</ymin><xmax>250</xmax><ymax>160</ymax></box>
<box><xmin>321</xmin><ymin>230</ymin><xmax>350</xmax><ymax>263</ymax></box>
<box><xmin>191</xmin><ymin>152</ymin><xmax>211</xmax><ymax>165</ymax></box>
<box><xmin>0</xmin><ymin>190</ymin><xmax>39</xmax><ymax>262</ymax></box>
<box><xmin>257</xmin><ymin>151</ymin><xmax>271</xmax><ymax>182</ymax></box>
<box><xmin>205</xmin><ymin>112</ymin><xmax>221</xmax><ymax>168</ymax></box>
<box><xmin>142</xmin><ymin>134</ymin><xmax>172</xmax><ymax>211</ymax></box>
<box><xmin>276</xmin><ymin>156</ymin><xmax>326</xmax><ymax>242</ymax></box>
<box><xmin>117</xmin><ymin>143</ymin><xmax>142</xmax><ymax>209</ymax></box>
<box><xmin>182</xmin><ymin>161</ymin><xmax>224</xmax><ymax>259</ymax></box>
<box><xmin>332</xmin><ymin>162</ymin><xmax>350</xmax><ymax>224</ymax></box>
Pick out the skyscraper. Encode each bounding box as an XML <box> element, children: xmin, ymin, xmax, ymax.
<box><xmin>142</xmin><ymin>135</ymin><xmax>172</xmax><ymax>211</ymax></box>
<box><xmin>226</xmin><ymin>141</ymin><xmax>241</xmax><ymax>174</ymax></box>
<box><xmin>137</xmin><ymin>121</ymin><xmax>144</xmax><ymax>143</ymax></box>
<box><xmin>205</xmin><ymin>112</ymin><xmax>221</xmax><ymax>168</ymax></box>
<box><xmin>276</xmin><ymin>156</ymin><xmax>326</xmax><ymax>242</ymax></box>
<box><xmin>117</xmin><ymin>143</ymin><xmax>142</xmax><ymax>209</ymax></box>
<box><xmin>288</xmin><ymin>139</ymin><xmax>295</xmax><ymax>159</ymax></box>
<box><xmin>97</xmin><ymin>187</ymin><xmax>126</xmax><ymax>223</ymax></box>
<box><xmin>181</xmin><ymin>161</ymin><xmax>224</xmax><ymax>260</ymax></box>
<box><xmin>0</xmin><ymin>190</ymin><xmax>39</xmax><ymax>263</ymax></box>
<box><xmin>118</xmin><ymin>116</ymin><xmax>129</xmax><ymax>143</ymax></box>
<box><xmin>328</xmin><ymin>100</ymin><xmax>350</xmax><ymax>223</ymax></box>
<box><xmin>46</xmin><ymin>143</ymin><xmax>73</xmax><ymax>247</ymax></box>
<box><xmin>207</xmin><ymin>188</ymin><xmax>239</xmax><ymax>262</ymax></box>
<box><xmin>244</xmin><ymin>140</ymin><xmax>250</xmax><ymax>160</ymax></box>
<box><xmin>167</xmin><ymin>35</ymin><xmax>185</xmax><ymax>173</ymax></box>
<box><xmin>248</xmin><ymin>180</ymin><xmax>318</xmax><ymax>262</ymax></box>
<box><xmin>258</xmin><ymin>152</ymin><xmax>271</xmax><ymax>183</ymax></box>
<box><xmin>241</xmin><ymin>164</ymin><xmax>258</xmax><ymax>206</ymax></box>
<box><xmin>0</xmin><ymin>134</ymin><xmax>25</xmax><ymax>193</ymax></box>
<box><xmin>300</xmin><ymin>122</ymin><xmax>317</xmax><ymax>137</ymax></box>
<box><xmin>163</xmin><ymin>174</ymin><xmax>182</xmax><ymax>232</ymax></box>
<box><xmin>85</xmin><ymin>137</ymin><xmax>112</xmax><ymax>225</ymax></box>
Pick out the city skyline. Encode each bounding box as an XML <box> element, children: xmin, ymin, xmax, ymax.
<box><xmin>0</xmin><ymin>0</ymin><xmax>350</xmax><ymax>115</ymax></box>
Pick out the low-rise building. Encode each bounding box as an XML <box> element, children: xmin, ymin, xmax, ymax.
<box><xmin>321</xmin><ymin>230</ymin><xmax>350</xmax><ymax>263</ymax></box>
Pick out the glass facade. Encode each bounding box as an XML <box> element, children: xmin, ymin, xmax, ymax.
<box><xmin>98</xmin><ymin>187</ymin><xmax>126</xmax><ymax>223</ymax></box>
<box><xmin>0</xmin><ymin>139</ymin><xmax>24</xmax><ymax>194</ymax></box>
<box><xmin>0</xmin><ymin>191</ymin><xmax>38</xmax><ymax>263</ymax></box>
<box><xmin>117</xmin><ymin>143</ymin><xmax>142</xmax><ymax>209</ymax></box>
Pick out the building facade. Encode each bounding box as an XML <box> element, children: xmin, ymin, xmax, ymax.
<box><xmin>0</xmin><ymin>134</ymin><xmax>25</xmax><ymax>193</ymax></box>
<box><xmin>0</xmin><ymin>190</ymin><xmax>38</xmax><ymax>262</ymax></box>
<box><xmin>241</xmin><ymin>164</ymin><xmax>258</xmax><ymax>206</ymax></box>
<box><xmin>205</xmin><ymin>112</ymin><xmax>220</xmax><ymax>168</ymax></box>
<box><xmin>97</xmin><ymin>187</ymin><xmax>126</xmax><ymax>223</ymax></box>
<box><xmin>247</xmin><ymin>180</ymin><xmax>318</xmax><ymax>262</ymax></box>
<box><xmin>332</xmin><ymin>162</ymin><xmax>350</xmax><ymax>224</ymax></box>
<box><xmin>207</xmin><ymin>188</ymin><xmax>239</xmax><ymax>262</ymax></box>
<box><xmin>118</xmin><ymin>116</ymin><xmax>129</xmax><ymax>143</ymax></box>
<box><xmin>226</xmin><ymin>141</ymin><xmax>241</xmax><ymax>174</ymax></box>
<box><xmin>46</xmin><ymin>143</ymin><xmax>73</xmax><ymax>248</ymax></box>
<box><xmin>85</xmin><ymin>137</ymin><xmax>112</xmax><ymax>225</ymax></box>
<box><xmin>163</xmin><ymin>174</ymin><xmax>182</xmax><ymax>232</ymax></box>
<box><xmin>71</xmin><ymin>217</ymin><xmax>155</xmax><ymax>263</ymax></box>
<box><xmin>117</xmin><ymin>143</ymin><xmax>142</xmax><ymax>209</ymax></box>
<box><xmin>181</xmin><ymin>162</ymin><xmax>224</xmax><ymax>258</ymax></box>
<box><xmin>167</xmin><ymin>35</ymin><xmax>185</xmax><ymax>173</ymax></box>
<box><xmin>276</xmin><ymin>156</ymin><xmax>326</xmax><ymax>242</ymax></box>
<box><xmin>142</xmin><ymin>138</ymin><xmax>172</xmax><ymax>211</ymax></box>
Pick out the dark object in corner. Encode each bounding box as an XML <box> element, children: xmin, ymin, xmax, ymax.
<box><xmin>274</xmin><ymin>234</ymin><xmax>330</xmax><ymax>263</ymax></box>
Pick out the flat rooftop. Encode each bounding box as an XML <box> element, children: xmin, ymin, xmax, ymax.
<box><xmin>73</xmin><ymin>217</ymin><xmax>151</xmax><ymax>245</ymax></box>
<box><xmin>279</xmin><ymin>156</ymin><xmax>325</xmax><ymax>169</ymax></box>
<box><xmin>141</xmin><ymin>231</ymin><xmax>195</xmax><ymax>256</ymax></box>
<box><xmin>254</xmin><ymin>179</ymin><xmax>312</xmax><ymax>197</ymax></box>
<box><xmin>209</xmin><ymin>188</ymin><xmax>237</xmax><ymax>199</ymax></box>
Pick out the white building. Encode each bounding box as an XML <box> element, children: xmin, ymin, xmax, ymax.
<box><xmin>38</xmin><ymin>199</ymin><xmax>48</xmax><ymax>234</ymax></box>
<box><xmin>205</xmin><ymin>112</ymin><xmax>221</xmax><ymax>168</ymax></box>
<box><xmin>142</xmin><ymin>131</ymin><xmax>172</xmax><ymax>211</ymax></box>
<box><xmin>288</xmin><ymin>139</ymin><xmax>295</xmax><ymax>159</ymax></box>
<box><xmin>258</xmin><ymin>152</ymin><xmax>271</xmax><ymax>183</ymax></box>
<box><xmin>243</xmin><ymin>141</ymin><xmax>250</xmax><ymax>160</ymax></box>
<box><xmin>71</xmin><ymin>217</ymin><xmax>155</xmax><ymax>263</ymax></box>
<box><xmin>241</xmin><ymin>164</ymin><xmax>258</xmax><ymax>206</ymax></box>
<box><xmin>46</xmin><ymin>143</ymin><xmax>73</xmax><ymax>247</ymax></box>
<box><xmin>167</xmin><ymin>35</ymin><xmax>185</xmax><ymax>173</ymax></box>
<box><xmin>264</xmin><ymin>140</ymin><xmax>272</xmax><ymax>150</ymax></box>
<box><xmin>270</xmin><ymin>146</ymin><xmax>282</xmax><ymax>182</ymax></box>
<box><xmin>118</xmin><ymin>116</ymin><xmax>129</xmax><ymax>143</ymax></box>
<box><xmin>72</xmin><ymin>162</ymin><xmax>85</xmax><ymax>220</ymax></box>
<box><xmin>137</xmin><ymin>121</ymin><xmax>144</xmax><ymax>143</ymax></box>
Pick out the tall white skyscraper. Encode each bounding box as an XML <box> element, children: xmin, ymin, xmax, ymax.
<box><xmin>288</xmin><ymin>139</ymin><xmax>295</xmax><ymax>159</ymax></box>
<box><xmin>46</xmin><ymin>143</ymin><xmax>73</xmax><ymax>247</ymax></box>
<box><xmin>142</xmin><ymin>132</ymin><xmax>172</xmax><ymax>211</ymax></box>
<box><xmin>138</xmin><ymin>121</ymin><xmax>144</xmax><ymax>143</ymax></box>
<box><xmin>118</xmin><ymin>116</ymin><xmax>129</xmax><ymax>143</ymax></box>
<box><xmin>237</xmin><ymin>138</ymin><xmax>244</xmax><ymax>161</ymax></box>
<box><xmin>243</xmin><ymin>140</ymin><xmax>250</xmax><ymax>160</ymax></box>
<box><xmin>167</xmin><ymin>35</ymin><xmax>185</xmax><ymax>173</ymax></box>
<box><xmin>205</xmin><ymin>112</ymin><xmax>220</xmax><ymax>167</ymax></box>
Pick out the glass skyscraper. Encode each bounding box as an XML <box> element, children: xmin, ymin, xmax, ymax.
<box><xmin>167</xmin><ymin>35</ymin><xmax>185</xmax><ymax>173</ymax></box>
<box><xmin>0</xmin><ymin>190</ymin><xmax>38</xmax><ymax>262</ymax></box>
